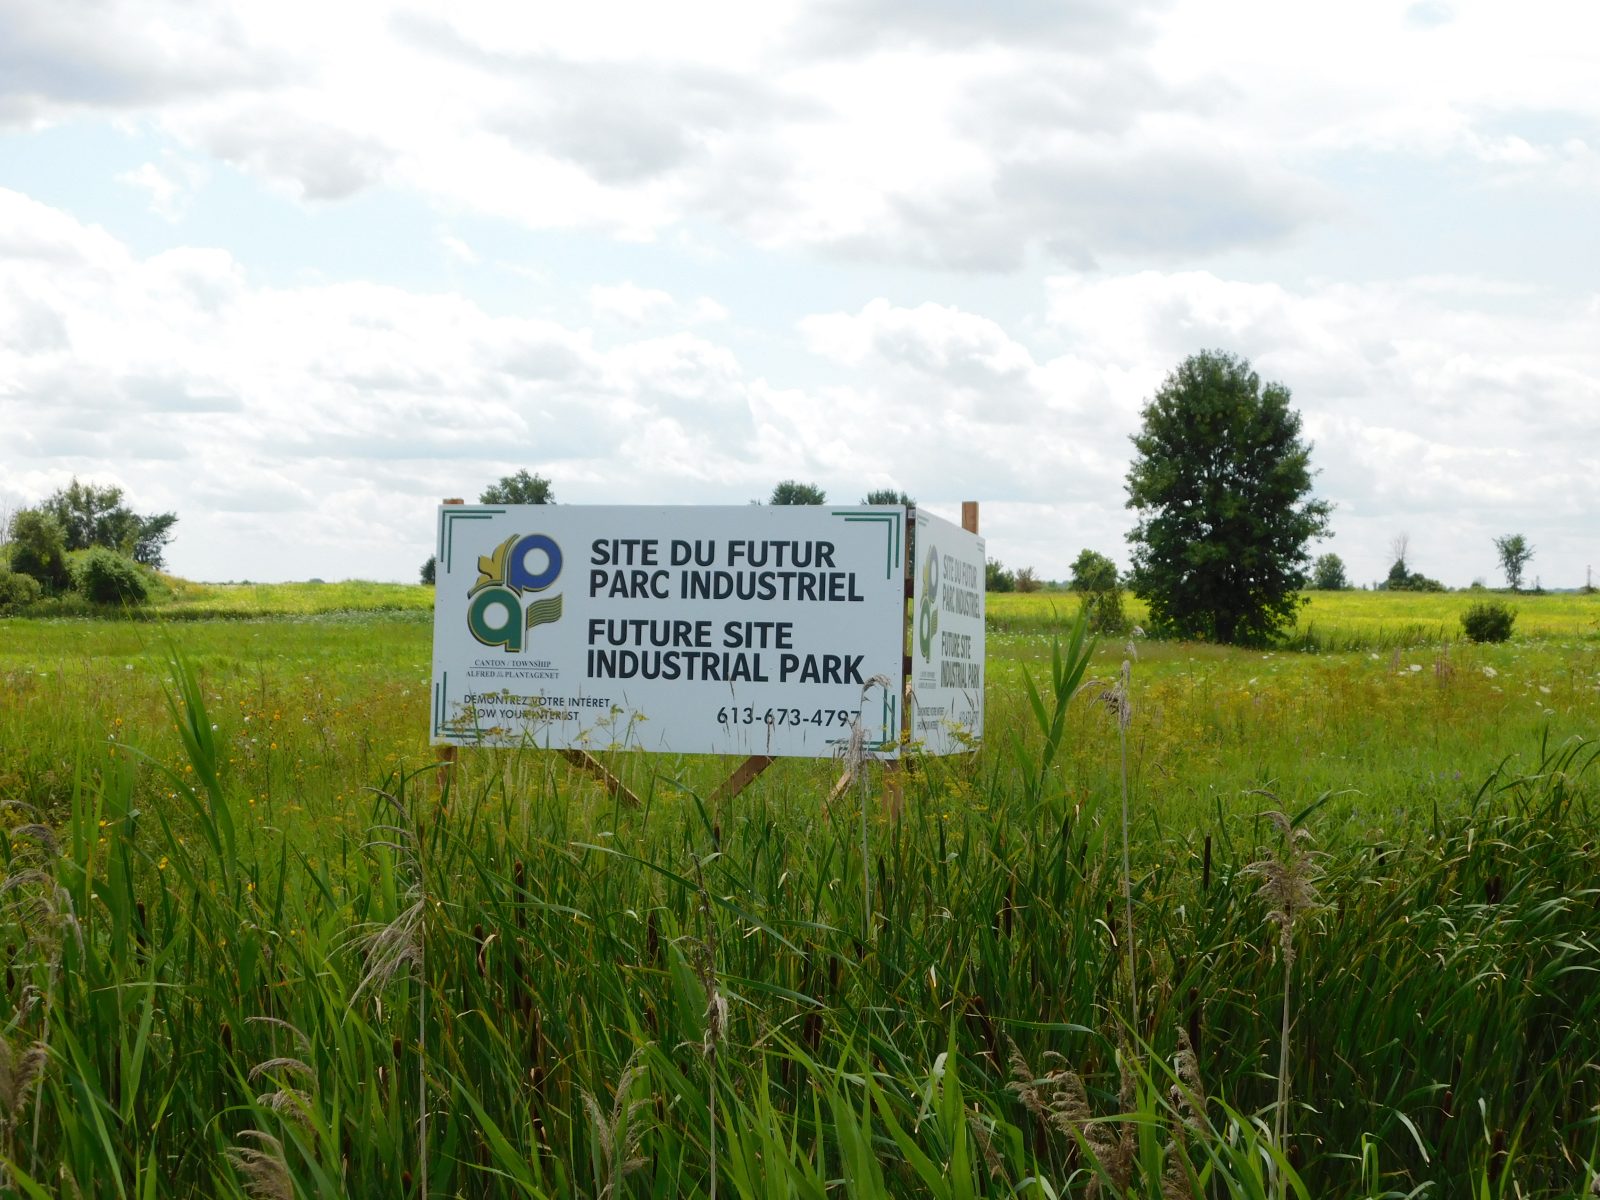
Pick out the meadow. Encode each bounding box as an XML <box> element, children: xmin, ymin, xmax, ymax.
<box><xmin>0</xmin><ymin>586</ymin><xmax>1596</xmax><ymax>1197</ymax></box>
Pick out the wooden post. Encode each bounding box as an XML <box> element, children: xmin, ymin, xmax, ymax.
<box><xmin>962</xmin><ymin>500</ymin><xmax>979</xmax><ymax>535</ymax></box>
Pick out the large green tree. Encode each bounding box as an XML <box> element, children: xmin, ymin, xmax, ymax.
<box><xmin>480</xmin><ymin>470</ymin><xmax>554</xmax><ymax>505</ymax></box>
<box><xmin>1125</xmin><ymin>350</ymin><xmax>1331</xmax><ymax>645</ymax></box>
<box><xmin>39</xmin><ymin>478</ymin><xmax>178</xmax><ymax>567</ymax></box>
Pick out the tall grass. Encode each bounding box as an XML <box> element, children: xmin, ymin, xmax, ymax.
<box><xmin>2</xmin><ymin>599</ymin><xmax>1599</xmax><ymax>1194</ymax></box>
<box><xmin>0</xmin><ymin>621</ymin><xmax>1594</xmax><ymax>1194</ymax></box>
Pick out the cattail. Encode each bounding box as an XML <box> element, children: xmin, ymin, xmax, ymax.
<box><xmin>967</xmin><ymin>995</ymin><xmax>1001</xmax><ymax>1067</ymax></box>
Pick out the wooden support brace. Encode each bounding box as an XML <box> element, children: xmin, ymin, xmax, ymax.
<box><xmin>711</xmin><ymin>754</ymin><xmax>775</xmax><ymax>804</ymax></box>
<box><xmin>560</xmin><ymin>749</ymin><xmax>642</xmax><ymax>808</ymax></box>
<box><xmin>827</xmin><ymin>765</ymin><xmax>858</xmax><ymax>805</ymax></box>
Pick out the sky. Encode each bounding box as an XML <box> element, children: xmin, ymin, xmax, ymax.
<box><xmin>0</xmin><ymin>0</ymin><xmax>1596</xmax><ymax>589</ymax></box>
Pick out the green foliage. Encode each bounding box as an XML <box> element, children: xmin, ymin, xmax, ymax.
<box><xmin>1493</xmin><ymin>534</ymin><xmax>1534</xmax><ymax>592</ymax></box>
<box><xmin>1383</xmin><ymin>559</ymin><xmax>1445</xmax><ymax>592</ymax></box>
<box><xmin>770</xmin><ymin>480</ymin><xmax>827</xmax><ymax>505</ymax></box>
<box><xmin>1069</xmin><ymin>549</ymin><xmax>1127</xmax><ymax>632</ymax></box>
<box><xmin>420</xmin><ymin>555</ymin><xmax>437</xmax><ymax>585</ymax></box>
<box><xmin>860</xmin><ymin>488</ymin><xmax>913</xmax><ymax>506</ymax></box>
<box><xmin>1012</xmin><ymin>565</ymin><xmax>1040</xmax><ymax>593</ymax></box>
<box><xmin>1070</xmin><ymin>548</ymin><xmax>1119</xmax><ymax>594</ymax></box>
<box><xmin>1461</xmin><ymin>599</ymin><xmax>1516</xmax><ymax>643</ymax></box>
<box><xmin>130</xmin><ymin>511</ymin><xmax>178</xmax><ymax>567</ymax></box>
<box><xmin>73</xmin><ymin>547</ymin><xmax>152</xmax><ymax>605</ymax></box>
<box><xmin>39</xmin><ymin>477</ymin><xmax>178</xmax><ymax>567</ymax></box>
<box><xmin>1126</xmin><ymin>350</ymin><xmax>1331</xmax><ymax>645</ymax></box>
<box><xmin>479</xmin><ymin>469</ymin><xmax>554</xmax><ymax>505</ymax></box>
<box><xmin>1311</xmin><ymin>552</ymin><xmax>1349</xmax><ymax>591</ymax></box>
<box><xmin>984</xmin><ymin>559</ymin><xmax>1014</xmax><ymax>592</ymax></box>
<box><xmin>7</xmin><ymin>508</ymin><xmax>71</xmax><ymax>593</ymax></box>
<box><xmin>0</xmin><ymin>566</ymin><xmax>43</xmax><ymax>612</ymax></box>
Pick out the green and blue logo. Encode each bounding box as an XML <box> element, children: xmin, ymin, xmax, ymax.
<box><xmin>918</xmin><ymin>543</ymin><xmax>939</xmax><ymax>662</ymax></box>
<box><xmin>468</xmin><ymin>533</ymin><xmax>564</xmax><ymax>652</ymax></box>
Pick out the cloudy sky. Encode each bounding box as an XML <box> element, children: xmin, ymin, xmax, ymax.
<box><xmin>1</xmin><ymin>0</ymin><xmax>1596</xmax><ymax>588</ymax></box>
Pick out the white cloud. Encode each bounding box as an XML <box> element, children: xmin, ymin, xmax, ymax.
<box><xmin>5</xmin><ymin>0</ymin><xmax>1596</xmax><ymax>268</ymax></box>
<box><xmin>588</xmin><ymin>283</ymin><xmax>727</xmax><ymax>327</ymax></box>
<box><xmin>3</xmin><ymin>2</ymin><xmax>1598</xmax><ymax>588</ymax></box>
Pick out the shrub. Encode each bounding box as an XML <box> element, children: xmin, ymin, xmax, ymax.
<box><xmin>1014</xmin><ymin>566</ymin><xmax>1041</xmax><ymax>593</ymax></box>
<box><xmin>0</xmin><ymin>568</ymin><xmax>43</xmax><ymax>613</ymax></box>
<box><xmin>74</xmin><ymin>547</ymin><xmax>151</xmax><ymax>605</ymax></box>
<box><xmin>1461</xmin><ymin>600</ymin><xmax>1515</xmax><ymax>643</ymax></box>
<box><xmin>421</xmin><ymin>555</ymin><xmax>437</xmax><ymax>585</ymax></box>
<box><xmin>1069</xmin><ymin>549</ymin><xmax>1127</xmax><ymax>633</ymax></box>
<box><xmin>1083</xmin><ymin>586</ymin><xmax>1128</xmax><ymax>635</ymax></box>
<box><xmin>986</xmin><ymin>560</ymin><xmax>1015</xmax><ymax>592</ymax></box>
<box><xmin>7</xmin><ymin>509</ymin><xmax>71</xmax><ymax>593</ymax></box>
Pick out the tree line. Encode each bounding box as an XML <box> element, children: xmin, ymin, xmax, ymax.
<box><xmin>6</xmin><ymin>377</ymin><xmax>1558</xmax><ymax>636</ymax></box>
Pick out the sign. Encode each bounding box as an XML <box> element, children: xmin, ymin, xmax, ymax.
<box><xmin>430</xmin><ymin>505</ymin><xmax>906</xmax><ymax>757</ymax></box>
<box><xmin>909</xmin><ymin>508</ymin><xmax>985</xmax><ymax>754</ymax></box>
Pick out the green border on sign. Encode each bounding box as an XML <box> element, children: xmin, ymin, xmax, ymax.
<box><xmin>831</xmin><ymin>508</ymin><xmax>903</xmax><ymax>579</ymax></box>
<box><xmin>439</xmin><ymin>506</ymin><xmax>505</xmax><ymax>571</ymax></box>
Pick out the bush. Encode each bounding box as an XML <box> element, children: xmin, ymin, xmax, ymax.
<box><xmin>74</xmin><ymin>547</ymin><xmax>151</xmax><ymax>605</ymax></box>
<box><xmin>1461</xmin><ymin>600</ymin><xmax>1515</xmax><ymax>643</ymax></box>
<box><xmin>0</xmin><ymin>568</ymin><xmax>43</xmax><ymax>613</ymax></box>
<box><xmin>7</xmin><ymin>509</ymin><xmax>71</xmax><ymax>593</ymax></box>
<box><xmin>985</xmin><ymin>560</ymin><xmax>1015</xmax><ymax>593</ymax></box>
<box><xmin>1083</xmin><ymin>587</ymin><xmax>1128</xmax><ymax>635</ymax></box>
<box><xmin>421</xmin><ymin>555</ymin><xmax>437</xmax><ymax>585</ymax></box>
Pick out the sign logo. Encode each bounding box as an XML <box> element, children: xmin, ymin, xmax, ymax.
<box><xmin>918</xmin><ymin>543</ymin><xmax>939</xmax><ymax>662</ymax></box>
<box><xmin>467</xmin><ymin>533</ymin><xmax>564</xmax><ymax>652</ymax></box>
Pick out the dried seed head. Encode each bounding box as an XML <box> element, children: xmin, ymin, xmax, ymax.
<box><xmin>0</xmin><ymin>1034</ymin><xmax>48</xmax><ymax>1125</ymax></box>
<box><xmin>1171</xmin><ymin>1026</ymin><xmax>1207</xmax><ymax>1129</ymax></box>
<box><xmin>1243</xmin><ymin>811</ymin><xmax>1326</xmax><ymax>963</ymax></box>
<box><xmin>227</xmin><ymin>1129</ymin><xmax>293</xmax><ymax>1200</ymax></box>
<box><xmin>582</xmin><ymin>1046</ymin><xmax>652</xmax><ymax>1200</ymax></box>
<box><xmin>349</xmin><ymin>892</ymin><xmax>424</xmax><ymax>999</ymax></box>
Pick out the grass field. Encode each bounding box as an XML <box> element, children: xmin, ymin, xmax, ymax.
<box><xmin>0</xmin><ymin>585</ymin><xmax>1597</xmax><ymax>1196</ymax></box>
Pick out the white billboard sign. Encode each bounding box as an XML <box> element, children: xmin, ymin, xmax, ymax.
<box><xmin>909</xmin><ymin>508</ymin><xmax>985</xmax><ymax>755</ymax></box>
<box><xmin>430</xmin><ymin>505</ymin><xmax>906</xmax><ymax>758</ymax></box>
